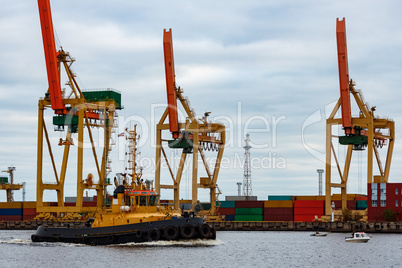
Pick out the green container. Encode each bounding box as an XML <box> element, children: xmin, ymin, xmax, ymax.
<box><xmin>235</xmin><ymin>208</ymin><xmax>263</xmax><ymax>215</ymax></box>
<box><xmin>268</xmin><ymin>195</ymin><xmax>292</xmax><ymax>201</ymax></box>
<box><xmin>216</xmin><ymin>201</ymin><xmax>235</xmax><ymax>208</ymax></box>
<box><xmin>168</xmin><ymin>139</ymin><xmax>193</xmax><ymax>149</ymax></box>
<box><xmin>235</xmin><ymin>214</ymin><xmax>263</xmax><ymax>221</ymax></box>
<box><xmin>339</xmin><ymin>135</ymin><xmax>368</xmax><ymax>146</ymax></box>
<box><xmin>201</xmin><ymin>203</ymin><xmax>211</xmax><ymax>210</ymax></box>
<box><xmin>0</xmin><ymin>177</ymin><xmax>8</xmax><ymax>184</ymax></box>
<box><xmin>356</xmin><ymin>200</ymin><xmax>367</xmax><ymax>210</ymax></box>
<box><xmin>82</xmin><ymin>89</ymin><xmax>122</xmax><ymax>109</ymax></box>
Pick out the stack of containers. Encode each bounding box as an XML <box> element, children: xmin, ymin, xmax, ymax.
<box><xmin>330</xmin><ymin>194</ymin><xmax>357</xmax><ymax>210</ymax></box>
<box><xmin>356</xmin><ymin>195</ymin><xmax>368</xmax><ymax>210</ymax></box>
<box><xmin>294</xmin><ymin>200</ymin><xmax>324</xmax><ymax>222</ymax></box>
<box><xmin>216</xmin><ymin>201</ymin><xmax>235</xmax><ymax>221</ymax></box>
<box><xmin>0</xmin><ymin>202</ymin><xmax>22</xmax><ymax>221</ymax></box>
<box><xmin>22</xmin><ymin>202</ymin><xmax>37</xmax><ymax>220</ymax></box>
<box><xmin>234</xmin><ymin>200</ymin><xmax>264</xmax><ymax>221</ymax></box>
<box><xmin>264</xmin><ymin>199</ymin><xmax>293</xmax><ymax>221</ymax></box>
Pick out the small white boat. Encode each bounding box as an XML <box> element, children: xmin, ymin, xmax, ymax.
<box><xmin>310</xmin><ymin>231</ymin><xmax>327</xmax><ymax>237</ymax></box>
<box><xmin>345</xmin><ymin>232</ymin><xmax>370</xmax><ymax>243</ymax></box>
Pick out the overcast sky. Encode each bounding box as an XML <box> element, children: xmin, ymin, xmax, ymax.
<box><xmin>1</xmin><ymin>0</ymin><xmax>402</xmax><ymax>202</ymax></box>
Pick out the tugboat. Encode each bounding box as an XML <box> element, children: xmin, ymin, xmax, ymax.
<box><xmin>31</xmin><ymin>126</ymin><xmax>215</xmax><ymax>245</ymax></box>
<box><xmin>31</xmin><ymin>182</ymin><xmax>215</xmax><ymax>245</ymax></box>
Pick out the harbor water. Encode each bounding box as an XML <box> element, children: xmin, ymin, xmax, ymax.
<box><xmin>0</xmin><ymin>230</ymin><xmax>401</xmax><ymax>267</ymax></box>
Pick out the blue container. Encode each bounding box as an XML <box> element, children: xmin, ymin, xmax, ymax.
<box><xmin>0</xmin><ymin>208</ymin><xmax>22</xmax><ymax>216</ymax></box>
<box><xmin>268</xmin><ymin>195</ymin><xmax>292</xmax><ymax>201</ymax></box>
<box><xmin>225</xmin><ymin>215</ymin><xmax>235</xmax><ymax>221</ymax></box>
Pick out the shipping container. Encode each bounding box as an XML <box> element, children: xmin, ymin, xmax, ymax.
<box><xmin>83</xmin><ymin>201</ymin><xmax>98</xmax><ymax>207</ymax></box>
<box><xmin>235</xmin><ymin>208</ymin><xmax>263</xmax><ymax>215</ymax></box>
<box><xmin>264</xmin><ymin>200</ymin><xmax>293</xmax><ymax>208</ymax></box>
<box><xmin>23</xmin><ymin>215</ymin><xmax>37</xmax><ymax>221</ymax></box>
<box><xmin>356</xmin><ymin>200</ymin><xmax>367</xmax><ymax>210</ymax></box>
<box><xmin>295</xmin><ymin>196</ymin><xmax>317</xmax><ymax>201</ymax></box>
<box><xmin>216</xmin><ymin>201</ymin><xmax>235</xmax><ymax>208</ymax></box>
<box><xmin>264</xmin><ymin>207</ymin><xmax>293</xmax><ymax>216</ymax></box>
<box><xmin>0</xmin><ymin>208</ymin><xmax>22</xmax><ymax>216</ymax></box>
<box><xmin>217</xmin><ymin>208</ymin><xmax>236</xmax><ymax>215</ymax></box>
<box><xmin>264</xmin><ymin>214</ymin><xmax>293</xmax><ymax>221</ymax></box>
<box><xmin>235</xmin><ymin>201</ymin><xmax>264</xmax><ymax>208</ymax></box>
<box><xmin>0</xmin><ymin>215</ymin><xmax>21</xmax><ymax>221</ymax></box>
<box><xmin>0</xmin><ymin>202</ymin><xmax>23</xmax><ymax>209</ymax></box>
<box><xmin>225</xmin><ymin>196</ymin><xmax>248</xmax><ymax>201</ymax></box>
<box><xmin>315</xmin><ymin>196</ymin><xmax>326</xmax><ymax>201</ymax></box>
<box><xmin>331</xmin><ymin>194</ymin><xmax>356</xmax><ymax>201</ymax></box>
<box><xmin>201</xmin><ymin>203</ymin><xmax>211</xmax><ymax>210</ymax></box>
<box><xmin>23</xmin><ymin>208</ymin><xmax>37</xmax><ymax>215</ymax></box>
<box><xmin>294</xmin><ymin>214</ymin><xmax>319</xmax><ymax>222</ymax></box>
<box><xmin>356</xmin><ymin>195</ymin><xmax>368</xmax><ymax>201</ymax></box>
<box><xmin>234</xmin><ymin>214</ymin><xmax>264</xmax><ymax>221</ymax></box>
<box><xmin>267</xmin><ymin>195</ymin><xmax>292</xmax><ymax>201</ymax></box>
<box><xmin>294</xmin><ymin>207</ymin><xmax>324</xmax><ymax>215</ymax></box>
<box><xmin>329</xmin><ymin>200</ymin><xmax>356</xmax><ymax>210</ymax></box>
<box><xmin>22</xmin><ymin>202</ymin><xmax>37</xmax><ymax>209</ymax></box>
<box><xmin>225</xmin><ymin>215</ymin><xmax>235</xmax><ymax>221</ymax></box>
<box><xmin>294</xmin><ymin>200</ymin><xmax>324</xmax><ymax>208</ymax></box>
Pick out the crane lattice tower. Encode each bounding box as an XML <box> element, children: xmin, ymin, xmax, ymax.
<box><xmin>243</xmin><ymin>134</ymin><xmax>252</xmax><ymax>196</ymax></box>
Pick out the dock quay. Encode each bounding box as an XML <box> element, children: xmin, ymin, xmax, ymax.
<box><xmin>1</xmin><ymin>220</ymin><xmax>402</xmax><ymax>233</ymax></box>
<box><xmin>210</xmin><ymin>221</ymin><xmax>402</xmax><ymax>233</ymax></box>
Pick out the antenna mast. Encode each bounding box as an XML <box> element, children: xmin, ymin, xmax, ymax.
<box><xmin>242</xmin><ymin>134</ymin><xmax>252</xmax><ymax>196</ymax></box>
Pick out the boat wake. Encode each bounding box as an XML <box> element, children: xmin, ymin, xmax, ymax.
<box><xmin>111</xmin><ymin>238</ymin><xmax>224</xmax><ymax>248</ymax></box>
<box><xmin>0</xmin><ymin>237</ymin><xmax>223</xmax><ymax>248</ymax></box>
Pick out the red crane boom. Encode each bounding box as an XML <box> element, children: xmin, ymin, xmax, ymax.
<box><xmin>38</xmin><ymin>0</ymin><xmax>66</xmax><ymax>115</ymax></box>
<box><xmin>336</xmin><ymin>17</ymin><xmax>353</xmax><ymax>135</ymax></box>
<box><xmin>163</xmin><ymin>29</ymin><xmax>179</xmax><ymax>138</ymax></box>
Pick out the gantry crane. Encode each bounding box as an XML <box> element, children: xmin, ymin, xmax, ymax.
<box><xmin>324</xmin><ymin>18</ymin><xmax>394</xmax><ymax>216</ymax></box>
<box><xmin>36</xmin><ymin>0</ymin><xmax>122</xmax><ymax>219</ymax></box>
<box><xmin>155</xmin><ymin>29</ymin><xmax>226</xmax><ymax>215</ymax></box>
<box><xmin>0</xmin><ymin>167</ymin><xmax>23</xmax><ymax>202</ymax></box>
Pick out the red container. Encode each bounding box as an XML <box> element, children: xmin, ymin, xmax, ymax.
<box><xmin>0</xmin><ymin>215</ymin><xmax>21</xmax><ymax>221</ymax></box>
<box><xmin>264</xmin><ymin>214</ymin><xmax>293</xmax><ymax>221</ymax></box>
<box><xmin>294</xmin><ymin>207</ymin><xmax>324</xmax><ymax>215</ymax></box>
<box><xmin>23</xmin><ymin>215</ymin><xmax>36</xmax><ymax>221</ymax></box>
<box><xmin>65</xmin><ymin>202</ymin><xmax>76</xmax><ymax>207</ymax></box>
<box><xmin>294</xmin><ymin>214</ymin><xmax>319</xmax><ymax>222</ymax></box>
<box><xmin>235</xmin><ymin>201</ymin><xmax>264</xmax><ymax>208</ymax></box>
<box><xmin>356</xmin><ymin>196</ymin><xmax>367</xmax><ymax>201</ymax></box>
<box><xmin>330</xmin><ymin>200</ymin><xmax>356</xmax><ymax>210</ymax></box>
<box><xmin>217</xmin><ymin>207</ymin><xmax>236</xmax><ymax>215</ymax></box>
<box><xmin>83</xmin><ymin>201</ymin><xmax>98</xmax><ymax>207</ymax></box>
<box><xmin>294</xmin><ymin>200</ymin><xmax>324</xmax><ymax>208</ymax></box>
<box><xmin>23</xmin><ymin>208</ymin><xmax>37</xmax><ymax>215</ymax></box>
<box><xmin>264</xmin><ymin>207</ymin><xmax>293</xmax><ymax>216</ymax></box>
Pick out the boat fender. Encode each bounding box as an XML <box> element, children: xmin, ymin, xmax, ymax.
<box><xmin>120</xmin><ymin>206</ymin><xmax>130</xmax><ymax>212</ymax></box>
<box><xmin>135</xmin><ymin>230</ymin><xmax>143</xmax><ymax>238</ymax></box>
<box><xmin>31</xmin><ymin>235</ymin><xmax>38</xmax><ymax>242</ymax></box>
<box><xmin>210</xmin><ymin>226</ymin><xmax>216</xmax><ymax>239</ymax></box>
<box><xmin>198</xmin><ymin>224</ymin><xmax>211</xmax><ymax>238</ymax></box>
<box><xmin>180</xmin><ymin>224</ymin><xmax>195</xmax><ymax>239</ymax></box>
<box><xmin>163</xmin><ymin>226</ymin><xmax>179</xmax><ymax>240</ymax></box>
<box><xmin>108</xmin><ymin>234</ymin><xmax>116</xmax><ymax>242</ymax></box>
<box><xmin>147</xmin><ymin>228</ymin><xmax>161</xmax><ymax>241</ymax></box>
